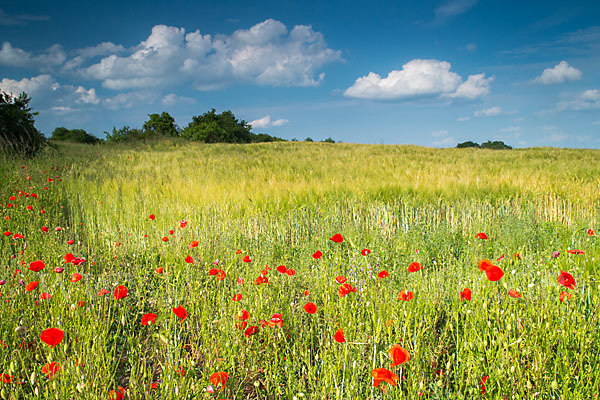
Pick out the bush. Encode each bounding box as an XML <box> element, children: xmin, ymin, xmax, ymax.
<box><xmin>456</xmin><ymin>141</ymin><xmax>480</xmax><ymax>148</ymax></box>
<box><xmin>51</xmin><ymin>127</ymin><xmax>102</xmax><ymax>144</ymax></box>
<box><xmin>0</xmin><ymin>91</ymin><xmax>46</xmax><ymax>157</ymax></box>
<box><xmin>481</xmin><ymin>140</ymin><xmax>512</xmax><ymax>150</ymax></box>
<box><xmin>105</xmin><ymin>126</ymin><xmax>145</xmax><ymax>143</ymax></box>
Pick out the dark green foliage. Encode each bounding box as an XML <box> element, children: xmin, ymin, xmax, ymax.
<box><xmin>104</xmin><ymin>126</ymin><xmax>145</xmax><ymax>143</ymax></box>
<box><xmin>456</xmin><ymin>141</ymin><xmax>480</xmax><ymax>148</ymax></box>
<box><xmin>51</xmin><ymin>127</ymin><xmax>102</xmax><ymax>144</ymax></box>
<box><xmin>181</xmin><ymin>109</ymin><xmax>283</xmax><ymax>143</ymax></box>
<box><xmin>322</xmin><ymin>137</ymin><xmax>335</xmax><ymax>143</ymax></box>
<box><xmin>0</xmin><ymin>91</ymin><xmax>46</xmax><ymax>157</ymax></box>
<box><xmin>143</xmin><ymin>112</ymin><xmax>178</xmax><ymax>137</ymax></box>
<box><xmin>304</xmin><ymin>137</ymin><xmax>314</xmax><ymax>142</ymax></box>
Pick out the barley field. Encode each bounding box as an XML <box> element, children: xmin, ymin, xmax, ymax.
<box><xmin>1</xmin><ymin>140</ymin><xmax>599</xmax><ymax>399</ymax></box>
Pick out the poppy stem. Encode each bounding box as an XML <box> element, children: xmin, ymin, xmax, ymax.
<box><xmin>341</xmin><ymin>342</ymin><xmax>348</xmax><ymax>398</ymax></box>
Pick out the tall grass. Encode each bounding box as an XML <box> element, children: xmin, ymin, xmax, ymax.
<box><xmin>1</xmin><ymin>140</ymin><xmax>599</xmax><ymax>399</ymax></box>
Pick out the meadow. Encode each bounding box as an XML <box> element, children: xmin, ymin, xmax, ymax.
<box><xmin>1</xmin><ymin>140</ymin><xmax>599</xmax><ymax>399</ymax></box>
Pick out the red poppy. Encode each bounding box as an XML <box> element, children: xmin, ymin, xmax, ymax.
<box><xmin>361</xmin><ymin>248</ymin><xmax>371</xmax><ymax>256</ymax></box>
<box><xmin>209</xmin><ymin>371</ymin><xmax>228</xmax><ymax>391</ymax></box>
<box><xmin>173</xmin><ymin>305</ymin><xmax>187</xmax><ymax>322</ymax></box>
<box><xmin>70</xmin><ymin>273</ymin><xmax>82</xmax><ymax>283</ymax></box>
<box><xmin>558</xmin><ymin>271</ymin><xmax>576</xmax><ymax>290</ymax></box>
<box><xmin>184</xmin><ymin>255</ymin><xmax>194</xmax><ymax>264</ymax></box>
<box><xmin>238</xmin><ymin>309</ymin><xmax>250</xmax><ymax>321</ymax></box>
<box><xmin>28</xmin><ymin>260</ymin><xmax>45</xmax><ymax>272</ymax></box>
<box><xmin>216</xmin><ymin>270</ymin><xmax>226</xmax><ymax>280</ymax></box>
<box><xmin>189</xmin><ymin>240</ymin><xmax>199</xmax><ymax>248</ymax></box>
<box><xmin>2</xmin><ymin>231</ymin><xmax>11</xmax><ymax>237</ymax></box>
<box><xmin>478</xmin><ymin>259</ymin><xmax>494</xmax><ymax>271</ymax></box>
<box><xmin>508</xmin><ymin>289</ymin><xmax>522</xmax><ymax>298</ymax></box>
<box><xmin>377</xmin><ymin>270</ymin><xmax>389</xmax><ymax>279</ymax></box>
<box><xmin>40</xmin><ymin>328</ymin><xmax>64</xmax><ymax>348</ymax></box>
<box><xmin>209</xmin><ymin>268</ymin><xmax>217</xmax><ymax>275</ymax></box>
<box><xmin>336</xmin><ymin>275</ymin><xmax>347</xmax><ymax>284</ymax></box>
<box><xmin>244</xmin><ymin>326</ymin><xmax>259</xmax><ymax>337</ymax></box>
<box><xmin>372</xmin><ymin>368</ymin><xmax>398</xmax><ymax>388</ymax></box>
<box><xmin>312</xmin><ymin>250</ymin><xmax>323</xmax><ymax>259</ymax></box>
<box><xmin>41</xmin><ymin>226</ymin><xmax>49</xmax><ymax>233</ymax></box>
<box><xmin>156</xmin><ymin>267</ymin><xmax>164</xmax><ymax>274</ymax></box>
<box><xmin>236</xmin><ymin>321</ymin><xmax>248</xmax><ymax>330</ymax></box>
<box><xmin>304</xmin><ymin>290</ymin><xmax>309</xmax><ymax>296</ymax></box>
<box><xmin>67</xmin><ymin>239</ymin><xmax>74</xmax><ymax>245</ymax></box>
<box><xmin>513</xmin><ymin>253</ymin><xmax>521</xmax><ymax>260</ymax></box>
<box><xmin>25</xmin><ymin>281</ymin><xmax>39</xmax><ymax>291</ymax></box>
<box><xmin>485</xmin><ymin>265</ymin><xmax>504</xmax><ymax>281</ymax></box>
<box><xmin>389</xmin><ymin>344</ymin><xmax>410</xmax><ymax>367</ymax></box>
<box><xmin>149</xmin><ymin>214</ymin><xmax>155</xmax><ymax>220</ymax></box>
<box><xmin>179</xmin><ymin>220</ymin><xmax>187</xmax><ymax>228</ymax></box>
<box><xmin>398</xmin><ymin>290</ymin><xmax>414</xmax><ymax>301</ymax></box>
<box><xmin>98</xmin><ymin>289</ymin><xmax>110</xmax><ymax>296</ymax></box>
<box><xmin>567</xmin><ymin>249</ymin><xmax>585</xmax><ymax>255</ymax></box>
<box><xmin>12</xmin><ymin>233</ymin><xmax>23</xmax><ymax>239</ymax></box>
<box><xmin>40</xmin><ymin>292</ymin><xmax>51</xmax><ymax>300</ymax></box>
<box><xmin>304</xmin><ymin>302</ymin><xmax>317</xmax><ymax>314</ymax></box>
<box><xmin>169</xmin><ymin>230</ymin><xmax>174</xmax><ymax>235</ymax></box>
<box><xmin>588</xmin><ymin>228</ymin><xmax>595</xmax><ymax>236</ymax></box>
<box><xmin>115</xmin><ymin>242</ymin><xmax>121</xmax><ymax>246</ymax></box>
<box><xmin>338</xmin><ymin>283</ymin><xmax>357</xmax><ymax>297</ymax></box>
<box><xmin>496</xmin><ymin>254</ymin><xmax>505</xmax><ymax>262</ymax></box>
<box><xmin>330</xmin><ymin>233</ymin><xmax>344</xmax><ymax>243</ymax></box>
<box><xmin>108</xmin><ymin>387</ymin><xmax>125</xmax><ymax>400</ymax></box>
<box><xmin>242</xmin><ymin>255</ymin><xmax>252</xmax><ymax>263</ymax></box>
<box><xmin>0</xmin><ymin>374</ymin><xmax>12</xmax><ymax>384</ymax></box>
<box><xmin>113</xmin><ymin>285</ymin><xmax>128</xmax><ymax>300</ymax></box>
<box><xmin>460</xmin><ymin>288</ymin><xmax>471</xmax><ymax>302</ymax></box>
<box><xmin>277</xmin><ymin>265</ymin><xmax>287</xmax><ymax>274</ymax></box>
<box><xmin>476</xmin><ymin>232</ymin><xmax>489</xmax><ymax>240</ymax></box>
<box><xmin>236</xmin><ymin>249</ymin><xmax>242</xmax><ymax>254</ymax></box>
<box><xmin>334</xmin><ymin>329</ymin><xmax>346</xmax><ymax>343</ymax></box>
<box><xmin>64</xmin><ymin>253</ymin><xmax>75</xmax><ymax>263</ymax></box>
<box><xmin>41</xmin><ymin>362</ymin><xmax>61</xmax><ymax>380</ymax></box>
<box><xmin>286</xmin><ymin>269</ymin><xmax>296</xmax><ymax>276</ymax></box>
<box><xmin>408</xmin><ymin>262</ymin><xmax>423</xmax><ymax>273</ymax></box>
<box><xmin>54</xmin><ymin>267</ymin><xmax>64</xmax><ymax>273</ymax></box>
<box><xmin>141</xmin><ymin>313</ymin><xmax>157</xmax><ymax>326</ymax></box>
<box><xmin>233</xmin><ymin>294</ymin><xmax>242</xmax><ymax>301</ymax></box>
<box><xmin>161</xmin><ymin>236</ymin><xmax>169</xmax><ymax>242</ymax></box>
<box><xmin>559</xmin><ymin>291</ymin><xmax>572</xmax><ymax>302</ymax></box>
<box><xmin>255</xmin><ymin>276</ymin><xmax>268</xmax><ymax>285</ymax></box>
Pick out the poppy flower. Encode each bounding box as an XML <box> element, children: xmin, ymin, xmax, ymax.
<box><xmin>173</xmin><ymin>305</ymin><xmax>187</xmax><ymax>322</ymax></box>
<box><xmin>286</xmin><ymin>269</ymin><xmax>296</xmax><ymax>276</ymax></box>
<box><xmin>559</xmin><ymin>291</ymin><xmax>572</xmax><ymax>302</ymax></box>
<box><xmin>113</xmin><ymin>285</ymin><xmax>128</xmax><ymax>300</ymax></box>
<box><xmin>168</xmin><ymin>230</ymin><xmax>174</xmax><ymax>235</ymax></box>
<box><xmin>41</xmin><ymin>226</ymin><xmax>49</xmax><ymax>233</ymax></box>
<box><xmin>398</xmin><ymin>290</ymin><xmax>414</xmax><ymax>301</ymax></box>
<box><xmin>28</xmin><ymin>260</ymin><xmax>45</xmax><ymax>272</ymax></box>
<box><xmin>408</xmin><ymin>262</ymin><xmax>423</xmax><ymax>273</ymax></box>
<box><xmin>156</xmin><ymin>267</ymin><xmax>164</xmax><ymax>274</ymax></box>
<box><xmin>189</xmin><ymin>240</ymin><xmax>199</xmax><ymax>248</ymax></box>
<box><xmin>567</xmin><ymin>249</ymin><xmax>585</xmax><ymax>255</ymax></box>
<box><xmin>41</xmin><ymin>362</ymin><xmax>61</xmax><ymax>380</ymax></box>
<box><xmin>141</xmin><ymin>313</ymin><xmax>157</xmax><ymax>326</ymax></box>
<box><xmin>244</xmin><ymin>326</ymin><xmax>258</xmax><ymax>337</ymax></box>
<box><xmin>70</xmin><ymin>273</ymin><xmax>82</xmax><ymax>283</ymax></box>
<box><xmin>338</xmin><ymin>283</ymin><xmax>357</xmax><ymax>297</ymax></box>
<box><xmin>179</xmin><ymin>220</ymin><xmax>187</xmax><ymax>228</ymax></box>
<box><xmin>2</xmin><ymin>231</ymin><xmax>11</xmax><ymax>237</ymax></box>
<box><xmin>476</xmin><ymin>232</ymin><xmax>489</xmax><ymax>240</ymax></box>
<box><xmin>478</xmin><ymin>259</ymin><xmax>494</xmax><ymax>271</ymax></box>
<box><xmin>460</xmin><ymin>288</ymin><xmax>471</xmax><ymax>302</ymax></box>
<box><xmin>508</xmin><ymin>289</ymin><xmax>522</xmax><ymax>298</ymax></box>
<box><xmin>98</xmin><ymin>289</ymin><xmax>110</xmax><ymax>296</ymax></box>
<box><xmin>209</xmin><ymin>268</ymin><xmax>217</xmax><ymax>275</ymax></box>
<box><xmin>336</xmin><ymin>276</ymin><xmax>347</xmax><ymax>284</ymax></box>
<box><xmin>25</xmin><ymin>281</ymin><xmax>39</xmax><ymax>291</ymax></box>
<box><xmin>558</xmin><ymin>271</ymin><xmax>576</xmax><ymax>290</ymax></box>
<box><xmin>485</xmin><ymin>265</ymin><xmax>504</xmax><ymax>281</ymax></box>
<box><xmin>588</xmin><ymin>229</ymin><xmax>595</xmax><ymax>236</ymax></box>
<box><xmin>372</xmin><ymin>368</ymin><xmax>399</xmax><ymax>388</ymax></box>
<box><xmin>161</xmin><ymin>237</ymin><xmax>168</xmax><ymax>242</ymax></box>
<box><xmin>304</xmin><ymin>302</ymin><xmax>317</xmax><ymax>314</ymax></box>
<box><xmin>40</xmin><ymin>292</ymin><xmax>52</xmax><ymax>300</ymax></box>
<box><xmin>149</xmin><ymin>214</ymin><xmax>155</xmax><ymax>220</ymax></box>
<box><xmin>184</xmin><ymin>255</ymin><xmax>194</xmax><ymax>264</ymax></box>
<box><xmin>334</xmin><ymin>329</ymin><xmax>346</xmax><ymax>343</ymax></box>
<box><xmin>12</xmin><ymin>233</ymin><xmax>23</xmax><ymax>239</ymax></box>
<box><xmin>209</xmin><ymin>371</ymin><xmax>228</xmax><ymax>391</ymax></box>
<box><xmin>40</xmin><ymin>328</ymin><xmax>64</xmax><ymax>348</ymax></box>
<box><xmin>238</xmin><ymin>309</ymin><xmax>250</xmax><ymax>321</ymax></box>
<box><xmin>115</xmin><ymin>242</ymin><xmax>121</xmax><ymax>247</ymax></box>
<box><xmin>496</xmin><ymin>254</ymin><xmax>505</xmax><ymax>262</ymax></box>
<box><xmin>481</xmin><ymin>376</ymin><xmax>488</xmax><ymax>395</ymax></box>
<box><xmin>236</xmin><ymin>321</ymin><xmax>248</xmax><ymax>330</ymax></box>
<box><xmin>236</xmin><ymin>249</ymin><xmax>242</xmax><ymax>254</ymax></box>
<box><xmin>233</xmin><ymin>294</ymin><xmax>242</xmax><ymax>302</ymax></box>
<box><xmin>0</xmin><ymin>374</ymin><xmax>12</xmax><ymax>384</ymax></box>
<box><xmin>312</xmin><ymin>250</ymin><xmax>323</xmax><ymax>259</ymax></box>
<box><xmin>64</xmin><ymin>253</ymin><xmax>75</xmax><ymax>263</ymax></box>
<box><xmin>269</xmin><ymin>313</ymin><xmax>283</xmax><ymax>327</ymax></box>
<box><xmin>377</xmin><ymin>270</ymin><xmax>389</xmax><ymax>279</ymax></box>
<box><xmin>361</xmin><ymin>248</ymin><xmax>371</xmax><ymax>256</ymax></box>
<box><xmin>277</xmin><ymin>265</ymin><xmax>287</xmax><ymax>274</ymax></box>
<box><xmin>108</xmin><ymin>387</ymin><xmax>125</xmax><ymax>400</ymax></box>
<box><xmin>513</xmin><ymin>253</ymin><xmax>521</xmax><ymax>260</ymax></box>
<box><xmin>242</xmin><ymin>255</ymin><xmax>252</xmax><ymax>263</ymax></box>
<box><xmin>66</xmin><ymin>239</ymin><xmax>74</xmax><ymax>245</ymax></box>
<box><xmin>389</xmin><ymin>344</ymin><xmax>410</xmax><ymax>367</ymax></box>
<box><xmin>237</xmin><ymin>277</ymin><xmax>244</xmax><ymax>285</ymax></box>
<box><xmin>216</xmin><ymin>270</ymin><xmax>226</xmax><ymax>280</ymax></box>
<box><xmin>330</xmin><ymin>233</ymin><xmax>344</xmax><ymax>243</ymax></box>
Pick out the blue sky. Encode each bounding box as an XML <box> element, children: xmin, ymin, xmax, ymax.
<box><xmin>1</xmin><ymin>0</ymin><xmax>599</xmax><ymax>147</ymax></box>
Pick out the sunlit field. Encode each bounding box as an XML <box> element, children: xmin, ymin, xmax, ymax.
<box><xmin>1</xmin><ymin>140</ymin><xmax>600</xmax><ymax>399</ymax></box>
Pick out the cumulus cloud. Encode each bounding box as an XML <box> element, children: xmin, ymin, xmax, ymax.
<box><xmin>75</xmin><ymin>86</ymin><xmax>99</xmax><ymax>104</ymax></box>
<box><xmin>0</xmin><ymin>42</ymin><xmax>66</xmax><ymax>70</ymax></box>
<box><xmin>102</xmin><ymin>91</ymin><xmax>157</xmax><ymax>110</ymax></box>
<box><xmin>533</xmin><ymin>61</ymin><xmax>582</xmax><ymax>84</ymax></box>
<box><xmin>556</xmin><ymin>89</ymin><xmax>600</xmax><ymax>111</ymax></box>
<box><xmin>344</xmin><ymin>59</ymin><xmax>491</xmax><ymax>100</ymax></box>
<box><xmin>67</xmin><ymin>19</ymin><xmax>341</xmax><ymax>90</ymax></box>
<box><xmin>161</xmin><ymin>93</ymin><xmax>195</xmax><ymax>106</ymax></box>
<box><xmin>474</xmin><ymin>106</ymin><xmax>502</xmax><ymax>117</ymax></box>
<box><xmin>249</xmin><ymin>115</ymin><xmax>289</xmax><ymax>129</ymax></box>
<box><xmin>0</xmin><ymin>74</ymin><xmax>58</xmax><ymax>97</ymax></box>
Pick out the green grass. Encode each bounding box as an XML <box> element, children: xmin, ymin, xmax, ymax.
<box><xmin>1</xmin><ymin>140</ymin><xmax>599</xmax><ymax>399</ymax></box>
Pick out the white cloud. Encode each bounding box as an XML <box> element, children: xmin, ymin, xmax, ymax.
<box><xmin>457</xmin><ymin>116</ymin><xmax>470</xmax><ymax>121</ymax></box>
<box><xmin>432</xmin><ymin>130</ymin><xmax>448</xmax><ymax>137</ymax></box>
<box><xmin>433</xmin><ymin>136</ymin><xmax>457</xmax><ymax>146</ymax></box>
<box><xmin>466</xmin><ymin>43</ymin><xmax>477</xmax><ymax>52</ymax></box>
<box><xmin>0</xmin><ymin>9</ymin><xmax>50</xmax><ymax>26</ymax></box>
<box><xmin>0</xmin><ymin>74</ymin><xmax>57</xmax><ymax>97</ymax></box>
<box><xmin>556</xmin><ymin>89</ymin><xmax>600</xmax><ymax>111</ymax></box>
<box><xmin>345</xmin><ymin>59</ymin><xmax>491</xmax><ymax>100</ymax></box>
<box><xmin>533</xmin><ymin>61</ymin><xmax>582</xmax><ymax>84</ymax></box>
<box><xmin>249</xmin><ymin>115</ymin><xmax>288</xmax><ymax>129</ymax></box>
<box><xmin>0</xmin><ymin>41</ymin><xmax>31</xmax><ymax>67</ymax></box>
<box><xmin>432</xmin><ymin>0</ymin><xmax>478</xmax><ymax>25</ymax></box>
<box><xmin>161</xmin><ymin>93</ymin><xmax>195</xmax><ymax>106</ymax></box>
<box><xmin>0</xmin><ymin>42</ymin><xmax>65</xmax><ymax>70</ymax></box>
<box><xmin>474</xmin><ymin>106</ymin><xmax>502</xmax><ymax>117</ymax></box>
<box><xmin>71</xmin><ymin>19</ymin><xmax>341</xmax><ymax>90</ymax></box>
<box><xmin>75</xmin><ymin>86</ymin><xmax>99</xmax><ymax>104</ymax></box>
<box><xmin>102</xmin><ymin>91</ymin><xmax>157</xmax><ymax>110</ymax></box>
<box><xmin>543</xmin><ymin>133</ymin><xmax>567</xmax><ymax>142</ymax></box>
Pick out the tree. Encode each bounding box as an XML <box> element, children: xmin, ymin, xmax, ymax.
<box><xmin>105</xmin><ymin>126</ymin><xmax>144</xmax><ymax>143</ymax></box>
<box><xmin>51</xmin><ymin>127</ymin><xmax>102</xmax><ymax>144</ymax></box>
<box><xmin>456</xmin><ymin>141</ymin><xmax>480</xmax><ymax>148</ymax></box>
<box><xmin>0</xmin><ymin>91</ymin><xmax>46</xmax><ymax>157</ymax></box>
<box><xmin>480</xmin><ymin>140</ymin><xmax>512</xmax><ymax>150</ymax></box>
<box><xmin>143</xmin><ymin>112</ymin><xmax>178</xmax><ymax>137</ymax></box>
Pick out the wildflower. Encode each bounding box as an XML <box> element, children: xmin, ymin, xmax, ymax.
<box><xmin>113</xmin><ymin>285</ymin><xmax>128</xmax><ymax>300</ymax></box>
<box><xmin>244</xmin><ymin>326</ymin><xmax>258</xmax><ymax>337</ymax></box>
<box><xmin>334</xmin><ymin>329</ymin><xmax>346</xmax><ymax>343</ymax></box>
<box><xmin>242</xmin><ymin>255</ymin><xmax>252</xmax><ymax>263</ymax></box>
<box><xmin>508</xmin><ymin>289</ymin><xmax>522</xmax><ymax>298</ymax></box>
<box><xmin>361</xmin><ymin>248</ymin><xmax>371</xmax><ymax>256</ymax></box>
<box><xmin>70</xmin><ymin>273</ymin><xmax>82</xmax><ymax>283</ymax></box>
<box><xmin>304</xmin><ymin>302</ymin><xmax>317</xmax><ymax>314</ymax></box>
<box><xmin>209</xmin><ymin>371</ymin><xmax>228</xmax><ymax>391</ymax></box>
<box><xmin>141</xmin><ymin>313</ymin><xmax>158</xmax><ymax>326</ymax></box>
<box><xmin>184</xmin><ymin>255</ymin><xmax>194</xmax><ymax>264</ymax></box>
<box><xmin>558</xmin><ymin>271</ymin><xmax>576</xmax><ymax>290</ymax></box>
<box><xmin>41</xmin><ymin>362</ymin><xmax>61</xmax><ymax>380</ymax></box>
<box><xmin>233</xmin><ymin>294</ymin><xmax>242</xmax><ymax>301</ymax></box>
<box><xmin>338</xmin><ymin>283</ymin><xmax>357</xmax><ymax>297</ymax></box>
<box><xmin>336</xmin><ymin>276</ymin><xmax>347</xmax><ymax>284</ymax></box>
<box><xmin>372</xmin><ymin>368</ymin><xmax>398</xmax><ymax>389</ymax></box>
<box><xmin>28</xmin><ymin>260</ymin><xmax>45</xmax><ymax>272</ymax></box>
<box><xmin>476</xmin><ymin>232</ymin><xmax>489</xmax><ymax>240</ymax></box>
<box><xmin>312</xmin><ymin>250</ymin><xmax>323</xmax><ymax>259</ymax></box>
<box><xmin>567</xmin><ymin>249</ymin><xmax>585</xmax><ymax>255</ymax></box>
<box><xmin>377</xmin><ymin>270</ymin><xmax>389</xmax><ymax>279</ymax></box>
<box><xmin>277</xmin><ymin>265</ymin><xmax>287</xmax><ymax>274</ymax></box>
<box><xmin>25</xmin><ymin>281</ymin><xmax>39</xmax><ymax>291</ymax></box>
<box><xmin>173</xmin><ymin>305</ymin><xmax>187</xmax><ymax>322</ymax></box>
<box><xmin>149</xmin><ymin>214</ymin><xmax>155</xmax><ymax>220</ymax></box>
<box><xmin>389</xmin><ymin>344</ymin><xmax>410</xmax><ymax>367</ymax></box>
<box><xmin>460</xmin><ymin>288</ymin><xmax>471</xmax><ymax>302</ymax></box>
<box><xmin>330</xmin><ymin>233</ymin><xmax>344</xmax><ymax>243</ymax></box>
<box><xmin>408</xmin><ymin>262</ymin><xmax>422</xmax><ymax>272</ymax></box>
<box><xmin>398</xmin><ymin>290</ymin><xmax>414</xmax><ymax>301</ymax></box>
<box><xmin>40</xmin><ymin>328</ymin><xmax>64</xmax><ymax>347</ymax></box>
<box><xmin>559</xmin><ymin>291</ymin><xmax>572</xmax><ymax>302</ymax></box>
